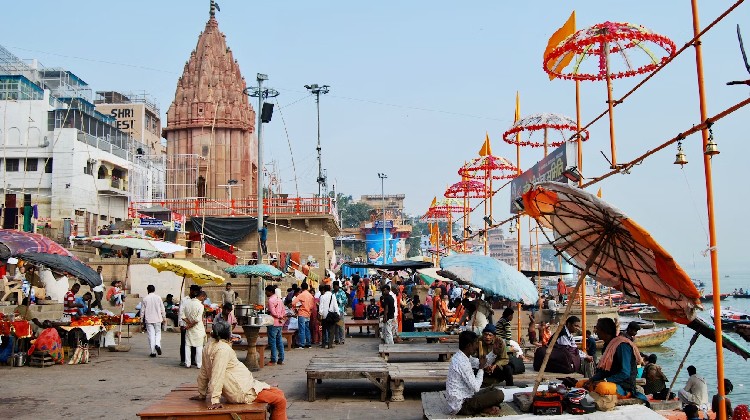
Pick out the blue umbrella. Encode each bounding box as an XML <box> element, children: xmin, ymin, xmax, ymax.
<box><xmin>225</xmin><ymin>264</ymin><xmax>284</xmax><ymax>279</ymax></box>
<box><xmin>439</xmin><ymin>254</ymin><xmax>538</xmax><ymax>304</ymax></box>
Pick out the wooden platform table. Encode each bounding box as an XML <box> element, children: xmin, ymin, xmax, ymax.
<box><xmin>397</xmin><ymin>331</ymin><xmax>450</xmax><ymax>343</ymax></box>
<box><xmin>344</xmin><ymin>319</ymin><xmax>380</xmax><ymax>337</ymax></box>
<box><xmin>378</xmin><ymin>343</ymin><xmax>457</xmax><ymax>362</ymax></box>
<box><xmin>138</xmin><ymin>382</ymin><xmax>268</xmax><ymax>419</ymax></box>
<box><xmin>305</xmin><ymin>356</ymin><xmax>388</xmax><ymax>402</ymax></box>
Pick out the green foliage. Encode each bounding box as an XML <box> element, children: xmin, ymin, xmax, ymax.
<box><xmin>330</xmin><ymin>192</ymin><xmax>373</xmax><ymax>229</ymax></box>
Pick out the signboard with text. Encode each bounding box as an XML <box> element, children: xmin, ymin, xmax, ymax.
<box><xmin>509</xmin><ymin>143</ymin><xmax>577</xmax><ymax>213</ymax></box>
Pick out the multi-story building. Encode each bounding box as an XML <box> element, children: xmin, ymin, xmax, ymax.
<box><xmin>0</xmin><ymin>45</ymin><xmax>162</xmax><ymax>237</ymax></box>
<box><xmin>360</xmin><ymin>194</ymin><xmax>405</xmax><ymax>225</ymax></box>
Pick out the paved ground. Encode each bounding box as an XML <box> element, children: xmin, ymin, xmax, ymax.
<box><xmin>1</xmin><ymin>328</ymin><xmax>433</xmax><ymax>419</ymax></box>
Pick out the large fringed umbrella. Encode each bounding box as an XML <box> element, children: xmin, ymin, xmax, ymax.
<box><xmin>542</xmin><ymin>21</ymin><xmax>676</xmax><ymax>167</ymax></box>
<box><xmin>149</xmin><ymin>259</ymin><xmax>226</xmax><ymax>286</ymax></box>
<box><xmin>502</xmin><ymin>113</ymin><xmax>590</xmax><ymax>156</ymax></box>
<box><xmin>521</xmin><ymin>181</ymin><xmax>746</xmax><ymax>394</ymax></box>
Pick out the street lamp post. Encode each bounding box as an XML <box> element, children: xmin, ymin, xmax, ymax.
<box><xmin>378</xmin><ymin>173</ymin><xmax>387</xmax><ymax>264</ymax></box>
<box><xmin>304</xmin><ymin>84</ymin><xmax>330</xmax><ymax>197</ymax></box>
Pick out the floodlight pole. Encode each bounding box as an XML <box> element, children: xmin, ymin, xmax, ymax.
<box><xmin>690</xmin><ymin>2</ymin><xmax>726</xmax><ymax>418</ymax></box>
<box><xmin>305</xmin><ymin>84</ymin><xmax>330</xmax><ymax>198</ymax></box>
<box><xmin>378</xmin><ymin>173</ymin><xmax>388</xmax><ymax>264</ymax></box>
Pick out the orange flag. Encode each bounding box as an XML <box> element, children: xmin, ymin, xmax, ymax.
<box><xmin>429</xmin><ymin>196</ymin><xmax>437</xmax><ymax>208</ymax></box>
<box><xmin>597</xmin><ymin>188</ymin><xmax>603</xmax><ymax>198</ymax></box>
<box><xmin>478</xmin><ymin>132</ymin><xmax>492</xmax><ymax>156</ymax></box>
<box><xmin>544</xmin><ymin>11</ymin><xmax>576</xmax><ymax>80</ymax></box>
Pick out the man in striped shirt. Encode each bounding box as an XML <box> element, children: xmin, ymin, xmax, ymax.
<box><xmin>494</xmin><ymin>307</ymin><xmax>514</xmax><ymax>342</ymax></box>
<box><xmin>63</xmin><ymin>283</ymin><xmax>83</xmax><ymax>321</ymax></box>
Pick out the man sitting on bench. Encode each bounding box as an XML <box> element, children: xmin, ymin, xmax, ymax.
<box><xmin>190</xmin><ymin>320</ymin><xmax>288</xmax><ymax>420</ymax></box>
<box><xmin>446</xmin><ymin>330</ymin><xmax>504</xmax><ymax>416</ymax></box>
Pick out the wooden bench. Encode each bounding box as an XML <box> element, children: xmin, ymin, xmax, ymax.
<box><xmin>389</xmin><ymin>362</ymin><xmax>584</xmax><ymax>402</ymax></box>
<box><xmin>378</xmin><ymin>343</ymin><xmax>457</xmax><ymax>362</ymax></box>
<box><xmin>137</xmin><ymin>383</ymin><xmax>268</xmax><ymax>419</ymax></box>
<box><xmin>397</xmin><ymin>331</ymin><xmax>450</xmax><ymax>343</ymax></box>
<box><xmin>207</xmin><ymin>326</ymin><xmax>296</xmax><ymax>351</ymax></box>
<box><xmin>306</xmin><ymin>356</ymin><xmax>388</xmax><ymax>402</ymax></box>
<box><xmin>344</xmin><ymin>319</ymin><xmax>379</xmax><ymax>337</ymax></box>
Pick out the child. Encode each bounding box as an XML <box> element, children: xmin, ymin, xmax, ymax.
<box><xmin>106</xmin><ymin>280</ymin><xmax>125</xmax><ymax>306</ymax></box>
<box><xmin>366</xmin><ymin>298</ymin><xmax>380</xmax><ymax>320</ymax></box>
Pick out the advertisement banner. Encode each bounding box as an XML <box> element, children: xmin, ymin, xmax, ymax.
<box><xmin>509</xmin><ymin>143</ymin><xmax>576</xmax><ymax>213</ymax></box>
<box><xmin>374</xmin><ymin>220</ymin><xmax>394</xmax><ymax>229</ymax></box>
<box><xmin>365</xmin><ymin>230</ymin><xmax>396</xmax><ymax>264</ymax></box>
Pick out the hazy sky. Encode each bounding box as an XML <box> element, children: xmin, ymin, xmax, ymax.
<box><xmin>3</xmin><ymin>1</ymin><xmax>749</xmax><ymax>271</ymax></box>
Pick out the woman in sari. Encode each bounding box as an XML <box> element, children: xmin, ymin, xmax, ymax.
<box><xmin>431</xmin><ymin>288</ymin><xmax>442</xmax><ymax>332</ymax></box>
<box><xmin>310</xmin><ymin>290</ymin><xmax>321</xmax><ymax>345</ymax></box>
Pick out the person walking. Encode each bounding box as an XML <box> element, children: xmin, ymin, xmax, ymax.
<box><xmin>265</xmin><ymin>285</ymin><xmax>285</xmax><ymax>365</ymax></box>
<box><xmin>318</xmin><ymin>284</ymin><xmax>339</xmax><ymax>349</ymax></box>
<box><xmin>381</xmin><ymin>285</ymin><xmax>396</xmax><ymax>344</ymax></box>
<box><xmin>183</xmin><ymin>288</ymin><xmax>207</xmax><ymax>368</ymax></box>
<box><xmin>91</xmin><ymin>265</ymin><xmax>105</xmax><ymax>310</ymax></box>
<box><xmin>141</xmin><ymin>284</ymin><xmax>166</xmax><ymax>358</ymax></box>
<box><xmin>557</xmin><ymin>278</ymin><xmax>568</xmax><ymax>304</ymax></box>
<box><xmin>179</xmin><ymin>285</ymin><xmax>199</xmax><ymax>367</ymax></box>
<box><xmin>333</xmin><ymin>281</ymin><xmax>348</xmax><ymax>345</ymax></box>
<box><xmin>292</xmin><ymin>282</ymin><xmax>314</xmax><ymax>348</ymax></box>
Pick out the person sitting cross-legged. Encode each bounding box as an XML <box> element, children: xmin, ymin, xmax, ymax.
<box><xmin>446</xmin><ymin>330</ymin><xmax>504</xmax><ymax>416</ymax></box>
<box><xmin>191</xmin><ymin>320</ymin><xmax>288</xmax><ymax>420</ymax></box>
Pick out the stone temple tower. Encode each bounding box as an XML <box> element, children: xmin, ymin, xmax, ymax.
<box><xmin>163</xmin><ymin>1</ymin><xmax>256</xmax><ymax>204</ymax></box>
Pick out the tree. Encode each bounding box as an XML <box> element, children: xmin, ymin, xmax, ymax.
<box><xmin>330</xmin><ymin>192</ymin><xmax>373</xmax><ymax>229</ymax></box>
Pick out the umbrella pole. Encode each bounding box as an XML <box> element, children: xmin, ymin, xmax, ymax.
<box><xmin>666</xmin><ymin>331</ymin><xmax>700</xmax><ymax>399</ymax></box>
<box><xmin>532</xmin><ymin>244</ymin><xmax>602</xmax><ymax>395</ymax></box>
<box><xmin>604</xmin><ymin>40</ymin><xmax>618</xmax><ymax>169</ymax></box>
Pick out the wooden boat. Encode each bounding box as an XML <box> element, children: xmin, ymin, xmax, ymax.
<box><xmin>700</xmin><ymin>293</ymin><xmax>731</xmax><ymax>302</ymax></box>
<box><xmin>733</xmin><ymin>293</ymin><xmax>750</xmax><ymax>299</ymax></box>
<box><xmin>712</xmin><ymin>308</ymin><xmax>750</xmax><ymax>327</ymax></box>
<box><xmin>638</xmin><ymin>307</ymin><xmax>671</xmax><ymax>323</ymax></box>
<box><xmin>577</xmin><ymin>326</ymin><xmax>678</xmax><ymax>349</ymax></box>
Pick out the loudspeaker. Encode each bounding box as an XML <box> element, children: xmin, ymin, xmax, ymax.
<box><xmin>261</xmin><ymin>103</ymin><xmax>274</xmax><ymax>123</ymax></box>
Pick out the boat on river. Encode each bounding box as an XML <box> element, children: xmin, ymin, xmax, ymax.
<box><xmin>712</xmin><ymin>308</ymin><xmax>750</xmax><ymax>327</ymax></box>
<box><xmin>638</xmin><ymin>306</ymin><xmax>672</xmax><ymax>323</ymax></box>
<box><xmin>733</xmin><ymin>292</ymin><xmax>750</xmax><ymax>299</ymax></box>
<box><xmin>577</xmin><ymin>326</ymin><xmax>678</xmax><ymax>349</ymax></box>
<box><xmin>699</xmin><ymin>293</ymin><xmax>731</xmax><ymax>302</ymax></box>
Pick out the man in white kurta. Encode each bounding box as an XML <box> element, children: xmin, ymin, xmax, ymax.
<box><xmin>141</xmin><ymin>284</ymin><xmax>166</xmax><ymax>357</ymax></box>
<box><xmin>183</xmin><ymin>290</ymin><xmax>206</xmax><ymax>368</ymax></box>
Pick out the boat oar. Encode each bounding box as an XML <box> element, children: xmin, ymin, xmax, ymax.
<box><xmin>666</xmin><ymin>331</ymin><xmax>700</xmax><ymax>398</ymax></box>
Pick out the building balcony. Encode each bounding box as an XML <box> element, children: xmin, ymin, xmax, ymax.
<box><xmin>129</xmin><ymin>196</ymin><xmax>336</xmax><ymax>219</ymax></box>
<box><xmin>96</xmin><ymin>177</ymin><xmax>128</xmax><ymax>195</ymax></box>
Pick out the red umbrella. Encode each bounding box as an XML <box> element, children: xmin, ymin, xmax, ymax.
<box><xmin>0</xmin><ymin>229</ymin><xmax>74</xmax><ymax>260</ymax></box>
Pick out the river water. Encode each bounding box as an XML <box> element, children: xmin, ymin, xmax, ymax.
<box><xmin>639</xmin><ymin>267</ymin><xmax>750</xmax><ymax>405</ymax></box>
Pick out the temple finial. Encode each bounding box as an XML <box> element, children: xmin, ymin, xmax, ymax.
<box><xmin>210</xmin><ymin>0</ymin><xmax>220</xmax><ymax>18</ymax></box>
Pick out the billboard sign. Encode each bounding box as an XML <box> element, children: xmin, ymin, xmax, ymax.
<box><xmin>509</xmin><ymin>143</ymin><xmax>576</xmax><ymax>213</ymax></box>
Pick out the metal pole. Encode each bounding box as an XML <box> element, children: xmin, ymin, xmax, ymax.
<box><xmin>690</xmin><ymin>1</ymin><xmax>726</xmax><ymax>417</ymax></box>
<box><xmin>256</xmin><ymin>75</ymin><xmax>265</xmax><ymax>265</ymax></box>
<box><xmin>379</xmin><ymin>173</ymin><xmax>387</xmax><ymax>264</ymax></box>
<box><xmin>316</xmin><ymin>93</ymin><xmax>322</xmax><ymax>197</ymax></box>
<box><xmin>604</xmin><ymin>41</ymin><xmax>618</xmax><ymax>169</ymax></box>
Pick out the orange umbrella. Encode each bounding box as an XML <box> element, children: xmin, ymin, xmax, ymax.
<box><xmin>522</xmin><ymin>181</ymin><xmax>701</xmax><ymax>324</ymax></box>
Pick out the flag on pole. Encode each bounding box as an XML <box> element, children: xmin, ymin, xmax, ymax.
<box><xmin>597</xmin><ymin>188</ymin><xmax>603</xmax><ymax>198</ymax></box>
<box><xmin>544</xmin><ymin>11</ymin><xmax>576</xmax><ymax>80</ymax></box>
<box><xmin>478</xmin><ymin>132</ymin><xmax>492</xmax><ymax>156</ymax></box>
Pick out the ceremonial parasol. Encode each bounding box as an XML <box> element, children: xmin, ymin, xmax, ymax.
<box><xmin>16</xmin><ymin>252</ymin><xmax>101</xmax><ymax>287</ymax></box>
<box><xmin>438</xmin><ymin>254</ymin><xmax>538</xmax><ymax>304</ymax></box>
<box><xmin>543</xmin><ymin>21</ymin><xmax>676</xmax><ymax>167</ymax></box>
<box><xmin>458</xmin><ymin>155</ymin><xmax>518</xmax><ymax>180</ymax></box>
<box><xmin>445</xmin><ymin>180</ymin><xmax>488</xmax><ymax>252</ymax></box>
<box><xmin>521</xmin><ymin>181</ymin><xmax>745</xmax><ymax>392</ymax></box>
<box><xmin>502</xmin><ymin>113</ymin><xmax>590</xmax><ymax>156</ymax></box>
<box><xmin>0</xmin><ymin>229</ymin><xmax>74</xmax><ymax>260</ymax></box>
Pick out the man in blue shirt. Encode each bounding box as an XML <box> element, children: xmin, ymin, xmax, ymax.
<box><xmin>74</xmin><ymin>292</ymin><xmax>93</xmax><ymax>316</ymax></box>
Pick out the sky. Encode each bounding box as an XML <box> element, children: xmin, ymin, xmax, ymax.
<box><xmin>2</xmin><ymin>1</ymin><xmax>749</xmax><ymax>271</ymax></box>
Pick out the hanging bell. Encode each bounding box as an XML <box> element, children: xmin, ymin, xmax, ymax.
<box><xmin>508</xmin><ymin>223</ymin><xmax>516</xmax><ymax>234</ymax></box>
<box><xmin>704</xmin><ymin>138</ymin><xmax>720</xmax><ymax>156</ymax></box>
<box><xmin>674</xmin><ymin>142</ymin><xmax>688</xmax><ymax>166</ymax></box>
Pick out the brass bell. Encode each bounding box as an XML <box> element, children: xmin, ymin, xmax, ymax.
<box><xmin>674</xmin><ymin>142</ymin><xmax>688</xmax><ymax>166</ymax></box>
<box><xmin>704</xmin><ymin>127</ymin><xmax>720</xmax><ymax>156</ymax></box>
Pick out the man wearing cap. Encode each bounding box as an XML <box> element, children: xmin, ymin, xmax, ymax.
<box><xmin>478</xmin><ymin>324</ymin><xmax>513</xmax><ymax>386</ymax></box>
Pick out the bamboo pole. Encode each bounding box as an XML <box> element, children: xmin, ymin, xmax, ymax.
<box><xmin>690</xmin><ymin>1</ymin><xmax>726</xmax><ymax>418</ymax></box>
<box><xmin>603</xmin><ymin>40</ymin><xmax>618</xmax><ymax>169</ymax></box>
<box><xmin>666</xmin><ymin>331</ymin><xmax>700</xmax><ymax>399</ymax></box>
<box><xmin>533</xmin><ymin>241</ymin><xmax>603</xmax><ymax>395</ymax></box>
<box><xmin>575</xmin><ymin>79</ymin><xmax>587</xmax><ymax>354</ymax></box>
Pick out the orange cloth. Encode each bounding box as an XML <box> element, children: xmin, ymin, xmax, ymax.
<box><xmin>291</xmin><ymin>290</ymin><xmax>315</xmax><ymax>318</ymax></box>
<box><xmin>356</xmin><ymin>283</ymin><xmax>365</xmax><ymax>300</ymax></box>
<box><xmin>254</xmin><ymin>387</ymin><xmax>288</xmax><ymax>420</ymax></box>
<box><xmin>598</xmin><ymin>335</ymin><xmax>644</xmax><ymax>371</ymax></box>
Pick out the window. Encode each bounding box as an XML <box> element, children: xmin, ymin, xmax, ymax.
<box><xmin>25</xmin><ymin>158</ymin><xmax>37</xmax><ymax>172</ymax></box>
<box><xmin>6</xmin><ymin>158</ymin><xmax>19</xmax><ymax>172</ymax></box>
<box><xmin>100</xmin><ymin>215</ymin><xmax>107</xmax><ymax>221</ymax></box>
<box><xmin>44</xmin><ymin>158</ymin><xmax>53</xmax><ymax>173</ymax></box>
<box><xmin>84</xmin><ymin>161</ymin><xmax>94</xmax><ymax>175</ymax></box>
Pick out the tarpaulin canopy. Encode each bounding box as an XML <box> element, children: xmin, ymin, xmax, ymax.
<box><xmin>438</xmin><ymin>254</ymin><xmax>539</xmax><ymax>304</ymax></box>
<box><xmin>191</xmin><ymin>217</ymin><xmax>258</xmax><ymax>249</ymax></box>
<box><xmin>342</xmin><ymin>260</ymin><xmax>433</xmax><ymax>271</ymax></box>
<box><xmin>0</xmin><ymin>229</ymin><xmax>74</xmax><ymax>261</ymax></box>
<box><xmin>17</xmin><ymin>252</ymin><xmax>100</xmax><ymax>287</ymax></box>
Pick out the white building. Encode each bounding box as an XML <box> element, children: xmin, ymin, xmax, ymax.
<box><xmin>0</xmin><ymin>45</ymin><xmax>163</xmax><ymax>237</ymax></box>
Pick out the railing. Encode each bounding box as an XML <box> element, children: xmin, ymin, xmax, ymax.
<box><xmin>128</xmin><ymin>196</ymin><xmax>336</xmax><ymax>218</ymax></box>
